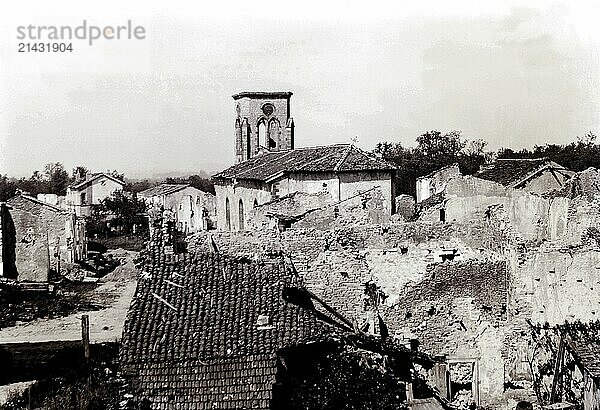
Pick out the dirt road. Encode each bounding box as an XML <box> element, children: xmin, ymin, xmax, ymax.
<box><xmin>0</xmin><ymin>250</ymin><xmax>138</xmax><ymax>344</ymax></box>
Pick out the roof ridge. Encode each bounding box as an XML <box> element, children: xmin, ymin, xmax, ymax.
<box><xmin>70</xmin><ymin>173</ymin><xmax>125</xmax><ymax>189</ymax></box>
<box><xmin>496</xmin><ymin>157</ymin><xmax>548</xmax><ymax>162</ymax></box>
<box><xmin>334</xmin><ymin>145</ymin><xmax>354</xmax><ymax>172</ymax></box>
<box><xmin>295</xmin><ymin>148</ymin><xmax>344</xmax><ymax>172</ymax></box>
<box><xmin>15</xmin><ymin>194</ymin><xmax>66</xmax><ymax>213</ymax></box>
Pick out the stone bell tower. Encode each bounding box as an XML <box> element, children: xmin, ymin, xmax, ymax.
<box><xmin>233</xmin><ymin>91</ymin><xmax>294</xmax><ymax>163</ymax></box>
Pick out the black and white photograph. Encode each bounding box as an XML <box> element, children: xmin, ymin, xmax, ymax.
<box><xmin>0</xmin><ymin>1</ymin><xmax>599</xmax><ymax>409</ymax></box>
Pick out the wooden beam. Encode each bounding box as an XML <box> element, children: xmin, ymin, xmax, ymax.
<box><xmin>551</xmin><ymin>334</ymin><xmax>566</xmax><ymax>403</ymax></box>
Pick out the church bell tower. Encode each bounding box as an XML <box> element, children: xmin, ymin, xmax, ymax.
<box><xmin>233</xmin><ymin>91</ymin><xmax>294</xmax><ymax>163</ymax></box>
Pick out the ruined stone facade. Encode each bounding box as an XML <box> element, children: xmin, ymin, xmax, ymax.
<box><xmin>214</xmin><ymin>168</ymin><xmax>394</xmax><ymax>232</ymax></box>
<box><xmin>1</xmin><ymin>195</ymin><xmax>86</xmax><ymax>282</ymax></box>
<box><xmin>416</xmin><ymin>164</ymin><xmax>461</xmax><ymax>203</ymax></box>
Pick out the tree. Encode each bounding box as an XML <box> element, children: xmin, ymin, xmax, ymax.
<box><xmin>497</xmin><ymin>131</ymin><xmax>600</xmax><ymax>172</ymax></box>
<box><xmin>88</xmin><ymin>191</ymin><xmax>147</xmax><ymax>237</ymax></box>
<box><xmin>374</xmin><ymin>130</ymin><xmax>487</xmax><ymax>196</ymax></box>
<box><xmin>0</xmin><ymin>175</ymin><xmax>17</xmax><ymax>201</ymax></box>
<box><xmin>125</xmin><ymin>179</ymin><xmax>156</xmax><ymax>193</ymax></box>
<box><xmin>44</xmin><ymin>162</ymin><xmax>70</xmax><ymax>196</ymax></box>
<box><xmin>416</xmin><ymin>130</ymin><xmax>465</xmax><ymax>158</ymax></box>
<box><xmin>72</xmin><ymin>165</ymin><xmax>89</xmax><ymax>182</ymax></box>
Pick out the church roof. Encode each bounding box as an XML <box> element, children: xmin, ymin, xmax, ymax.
<box><xmin>213</xmin><ymin>144</ymin><xmax>396</xmax><ymax>183</ymax></box>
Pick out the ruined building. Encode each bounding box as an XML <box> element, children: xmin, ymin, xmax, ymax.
<box><xmin>213</xmin><ymin>92</ymin><xmax>397</xmax><ymax>231</ymax></box>
<box><xmin>0</xmin><ymin>194</ymin><xmax>86</xmax><ymax>282</ymax></box>
<box><xmin>120</xmin><ymin>214</ymin><xmax>435</xmax><ymax>409</ymax></box>
<box><xmin>138</xmin><ymin>184</ymin><xmax>216</xmax><ymax>233</ymax></box>
<box><xmin>186</xmin><ymin>165</ymin><xmax>600</xmax><ymax>409</ymax></box>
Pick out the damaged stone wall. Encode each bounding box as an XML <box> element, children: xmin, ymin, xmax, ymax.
<box><xmin>188</xmin><ymin>220</ymin><xmax>513</xmax><ymax>406</ymax></box>
<box><xmin>381</xmin><ymin>261</ymin><xmax>508</xmax><ymax>404</ymax></box>
<box><xmin>513</xmin><ymin>243</ymin><xmax>600</xmax><ymax>325</ymax></box>
<box><xmin>5</xmin><ymin>196</ymin><xmax>83</xmax><ymax>282</ymax></box>
<box><xmin>416</xmin><ymin>164</ymin><xmax>461</xmax><ymax>203</ymax></box>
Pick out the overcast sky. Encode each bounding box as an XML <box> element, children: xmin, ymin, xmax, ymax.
<box><xmin>0</xmin><ymin>0</ymin><xmax>599</xmax><ymax>178</ymax></box>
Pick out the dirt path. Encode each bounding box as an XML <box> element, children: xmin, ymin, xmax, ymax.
<box><xmin>0</xmin><ymin>250</ymin><xmax>138</xmax><ymax>344</ymax></box>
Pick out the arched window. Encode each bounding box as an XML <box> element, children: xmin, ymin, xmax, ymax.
<box><xmin>268</xmin><ymin>118</ymin><xmax>280</xmax><ymax>148</ymax></box>
<box><xmin>238</xmin><ymin>199</ymin><xmax>245</xmax><ymax>231</ymax></box>
<box><xmin>253</xmin><ymin>198</ymin><xmax>258</xmax><ymax>208</ymax></box>
<box><xmin>225</xmin><ymin>198</ymin><xmax>231</xmax><ymax>231</ymax></box>
<box><xmin>258</xmin><ymin>120</ymin><xmax>267</xmax><ymax>148</ymax></box>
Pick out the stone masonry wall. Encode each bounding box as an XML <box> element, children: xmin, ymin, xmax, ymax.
<box><xmin>189</xmin><ymin>220</ymin><xmax>514</xmax><ymax>407</ymax></box>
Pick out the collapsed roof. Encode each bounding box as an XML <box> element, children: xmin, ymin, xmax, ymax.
<box><xmin>475</xmin><ymin>158</ymin><xmax>572</xmax><ymax>188</ymax></box>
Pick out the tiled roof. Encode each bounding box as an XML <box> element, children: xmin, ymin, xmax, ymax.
<box><xmin>69</xmin><ymin>173</ymin><xmax>125</xmax><ymax>190</ymax></box>
<box><xmin>213</xmin><ymin>144</ymin><xmax>396</xmax><ymax>182</ymax></box>
<box><xmin>475</xmin><ymin>158</ymin><xmax>566</xmax><ymax>187</ymax></box>
<box><xmin>7</xmin><ymin>194</ymin><xmax>67</xmax><ymax>214</ymax></box>
<box><xmin>564</xmin><ymin>322</ymin><xmax>600</xmax><ymax>378</ymax></box>
<box><xmin>137</xmin><ymin>184</ymin><xmax>190</xmax><ymax>197</ymax></box>
<box><xmin>120</xmin><ymin>238</ymin><xmax>332</xmax><ymax>408</ymax></box>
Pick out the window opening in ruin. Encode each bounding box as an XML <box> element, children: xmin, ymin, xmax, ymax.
<box><xmin>253</xmin><ymin>198</ymin><xmax>258</xmax><ymax>208</ymax></box>
<box><xmin>225</xmin><ymin>198</ymin><xmax>231</xmax><ymax>231</ymax></box>
<box><xmin>440</xmin><ymin>249</ymin><xmax>458</xmax><ymax>262</ymax></box>
<box><xmin>440</xmin><ymin>208</ymin><xmax>446</xmax><ymax>222</ymax></box>
<box><xmin>447</xmin><ymin>361</ymin><xmax>478</xmax><ymax>409</ymax></box>
<box><xmin>80</xmin><ymin>192</ymin><xmax>87</xmax><ymax>204</ymax></box>
<box><xmin>238</xmin><ymin>199</ymin><xmax>245</xmax><ymax>231</ymax></box>
<box><xmin>278</xmin><ymin>219</ymin><xmax>293</xmax><ymax>232</ymax></box>
<box><xmin>271</xmin><ymin>183</ymin><xmax>280</xmax><ymax>199</ymax></box>
<box><xmin>258</xmin><ymin>120</ymin><xmax>267</xmax><ymax>148</ymax></box>
<box><xmin>400</xmin><ymin>247</ymin><xmax>408</xmax><ymax>254</ymax></box>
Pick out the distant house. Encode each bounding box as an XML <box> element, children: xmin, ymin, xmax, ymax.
<box><xmin>65</xmin><ymin>173</ymin><xmax>126</xmax><ymax>217</ymax></box>
<box><xmin>213</xmin><ymin>144</ymin><xmax>397</xmax><ymax>231</ymax></box>
<box><xmin>475</xmin><ymin>158</ymin><xmax>573</xmax><ymax>194</ymax></box>
<box><xmin>137</xmin><ymin>184</ymin><xmax>216</xmax><ymax>233</ymax></box>
<box><xmin>0</xmin><ymin>195</ymin><xmax>86</xmax><ymax>282</ymax></box>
